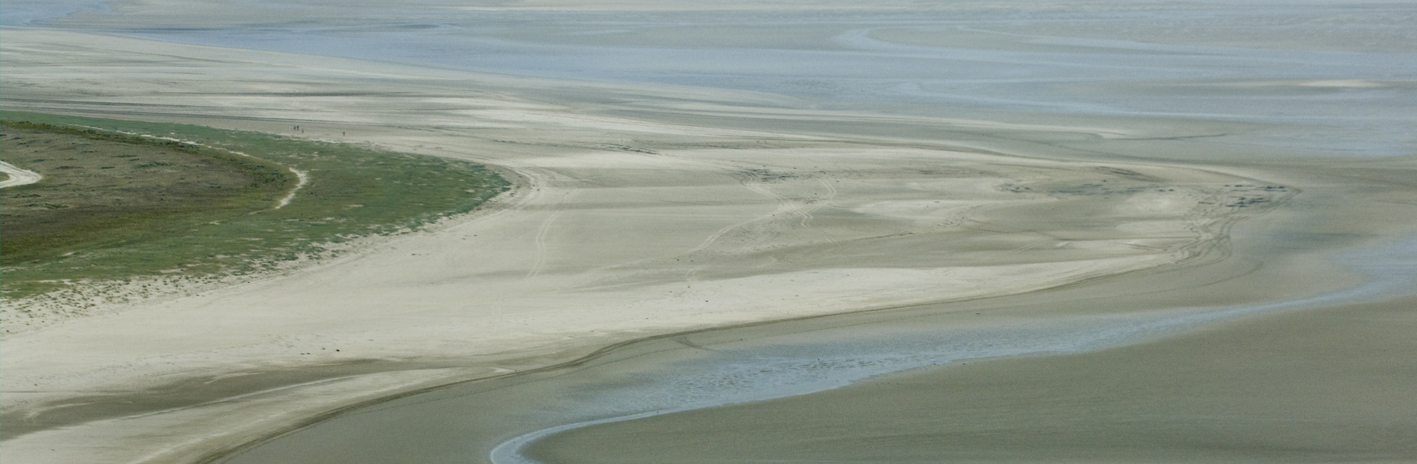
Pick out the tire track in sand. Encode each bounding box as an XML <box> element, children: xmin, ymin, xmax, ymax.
<box><xmin>683</xmin><ymin>174</ymin><xmax>841</xmax><ymax>284</ymax></box>
<box><xmin>525</xmin><ymin>191</ymin><xmax>572</xmax><ymax>280</ymax></box>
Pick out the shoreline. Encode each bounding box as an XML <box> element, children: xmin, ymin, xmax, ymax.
<box><xmin>520</xmin><ymin>292</ymin><xmax>1417</xmax><ymax>463</ymax></box>
<box><xmin>499</xmin><ymin>233</ymin><xmax>1417</xmax><ymax>464</ymax></box>
<box><xmin>2</xmin><ymin>26</ymin><xmax>1414</xmax><ymax>464</ymax></box>
<box><xmin>212</xmin><ymin>223</ymin><xmax>1417</xmax><ymax>464</ymax></box>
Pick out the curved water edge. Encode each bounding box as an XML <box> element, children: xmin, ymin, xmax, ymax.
<box><xmin>490</xmin><ymin>236</ymin><xmax>1417</xmax><ymax>464</ymax></box>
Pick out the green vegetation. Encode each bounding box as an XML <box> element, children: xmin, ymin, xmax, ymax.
<box><xmin>2</xmin><ymin>121</ymin><xmax>297</xmax><ymax>266</ymax></box>
<box><xmin>1</xmin><ymin>112</ymin><xmax>509</xmax><ymax>300</ymax></box>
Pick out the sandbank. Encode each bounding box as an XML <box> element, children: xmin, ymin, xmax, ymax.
<box><xmin>2</xmin><ymin>25</ymin><xmax>1413</xmax><ymax>464</ymax></box>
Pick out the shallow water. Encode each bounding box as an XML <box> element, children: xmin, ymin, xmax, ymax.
<box><xmin>20</xmin><ymin>1</ymin><xmax>1417</xmax><ymax>156</ymax></box>
<box><xmin>0</xmin><ymin>0</ymin><xmax>107</xmax><ymax>26</ymax></box>
<box><xmin>490</xmin><ymin>237</ymin><xmax>1417</xmax><ymax>464</ymax></box>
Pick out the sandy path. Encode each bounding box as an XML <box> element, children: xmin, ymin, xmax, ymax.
<box><xmin>0</xmin><ymin>28</ymin><xmax>1343</xmax><ymax>464</ymax></box>
<box><xmin>273</xmin><ymin>168</ymin><xmax>308</xmax><ymax>209</ymax></box>
<box><xmin>0</xmin><ymin>160</ymin><xmax>42</xmax><ymax>188</ymax></box>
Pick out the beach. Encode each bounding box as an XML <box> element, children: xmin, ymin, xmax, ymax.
<box><xmin>2</xmin><ymin>2</ymin><xmax>1415</xmax><ymax>463</ymax></box>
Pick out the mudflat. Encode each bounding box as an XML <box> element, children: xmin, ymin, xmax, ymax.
<box><xmin>529</xmin><ymin>295</ymin><xmax>1417</xmax><ymax>463</ymax></box>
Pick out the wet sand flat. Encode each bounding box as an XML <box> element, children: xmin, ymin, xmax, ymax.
<box><xmin>529</xmin><ymin>295</ymin><xmax>1417</xmax><ymax>463</ymax></box>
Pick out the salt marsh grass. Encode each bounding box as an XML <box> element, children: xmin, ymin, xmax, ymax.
<box><xmin>1</xmin><ymin>112</ymin><xmax>508</xmax><ymax>310</ymax></box>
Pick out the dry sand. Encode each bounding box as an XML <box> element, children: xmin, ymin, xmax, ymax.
<box><xmin>1</xmin><ymin>24</ymin><xmax>1413</xmax><ymax>464</ymax></box>
<box><xmin>0</xmin><ymin>160</ymin><xmax>43</xmax><ymax>188</ymax></box>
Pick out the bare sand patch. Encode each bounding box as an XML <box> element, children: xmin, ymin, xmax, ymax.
<box><xmin>0</xmin><ymin>160</ymin><xmax>42</xmax><ymax>188</ymax></box>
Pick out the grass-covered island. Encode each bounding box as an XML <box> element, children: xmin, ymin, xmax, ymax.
<box><xmin>1</xmin><ymin>112</ymin><xmax>509</xmax><ymax>324</ymax></box>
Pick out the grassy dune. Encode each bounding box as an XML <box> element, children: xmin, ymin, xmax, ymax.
<box><xmin>1</xmin><ymin>112</ymin><xmax>509</xmax><ymax>301</ymax></box>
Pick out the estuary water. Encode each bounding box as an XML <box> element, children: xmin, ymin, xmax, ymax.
<box><xmin>0</xmin><ymin>0</ymin><xmax>108</xmax><ymax>27</ymax></box>
<box><xmin>20</xmin><ymin>1</ymin><xmax>1417</xmax><ymax>157</ymax></box>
